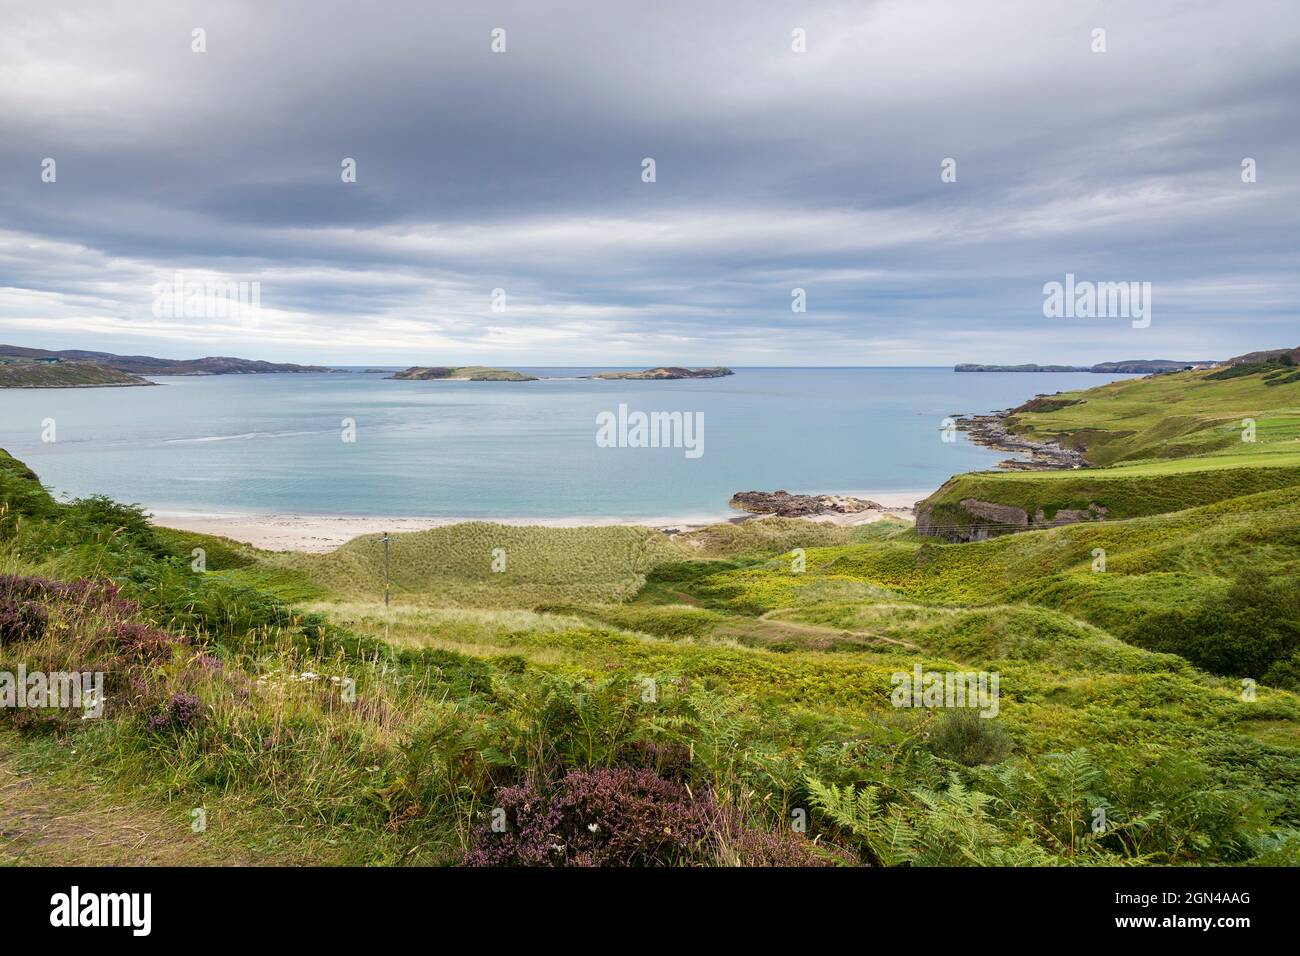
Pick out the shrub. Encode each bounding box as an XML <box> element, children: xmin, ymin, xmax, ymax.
<box><xmin>0</xmin><ymin>597</ymin><xmax>48</xmax><ymax>644</ymax></box>
<box><xmin>1139</xmin><ymin>570</ymin><xmax>1300</xmax><ymax>677</ymax></box>
<box><xmin>0</xmin><ymin>574</ymin><xmax>141</xmax><ymax>646</ymax></box>
<box><xmin>147</xmin><ymin>691</ymin><xmax>205</xmax><ymax>732</ymax></box>
<box><xmin>465</xmin><ymin>768</ymin><xmax>714</xmax><ymax>866</ymax></box>
<box><xmin>724</xmin><ymin>824</ymin><xmax>843</xmax><ymax>867</ymax></box>
<box><xmin>928</xmin><ymin>710</ymin><xmax>1012</xmax><ymax>766</ymax></box>
<box><xmin>1264</xmin><ymin>651</ymin><xmax>1300</xmax><ymax>692</ymax></box>
<box><xmin>108</xmin><ymin>620</ymin><xmax>184</xmax><ymax>665</ymax></box>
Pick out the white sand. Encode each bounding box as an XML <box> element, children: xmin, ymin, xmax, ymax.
<box><xmin>150</xmin><ymin>490</ymin><xmax>927</xmax><ymax>554</ymax></box>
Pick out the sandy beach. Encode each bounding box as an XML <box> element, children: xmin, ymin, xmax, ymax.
<box><xmin>150</xmin><ymin>490</ymin><xmax>926</xmax><ymax>553</ymax></box>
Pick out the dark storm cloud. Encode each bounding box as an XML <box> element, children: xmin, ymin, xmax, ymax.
<box><xmin>0</xmin><ymin>0</ymin><xmax>1297</xmax><ymax>363</ymax></box>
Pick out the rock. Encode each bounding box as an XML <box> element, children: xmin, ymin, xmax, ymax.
<box><xmin>914</xmin><ymin>498</ymin><xmax>1109</xmax><ymax>542</ymax></box>
<box><xmin>950</xmin><ymin>411</ymin><xmax>1089</xmax><ymax>469</ymax></box>
<box><xmin>958</xmin><ymin>499</ymin><xmax>1029</xmax><ymax>528</ymax></box>
<box><xmin>729</xmin><ymin>490</ymin><xmax>885</xmax><ymax>517</ymax></box>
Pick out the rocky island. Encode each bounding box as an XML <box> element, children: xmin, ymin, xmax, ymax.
<box><xmin>593</xmin><ymin>367</ymin><xmax>734</xmax><ymax>380</ymax></box>
<box><xmin>389</xmin><ymin>366</ymin><xmax>539</xmax><ymax>382</ymax></box>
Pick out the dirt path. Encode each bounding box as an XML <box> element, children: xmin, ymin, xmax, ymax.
<box><xmin>0</xmin><ymin>733</ymin><xmax>256</xmax><ymax>866</ymax></box>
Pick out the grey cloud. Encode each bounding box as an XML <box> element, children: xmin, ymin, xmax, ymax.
<box><xmin>0</xmin><ymin>0</ymin><xmax>1297</xmax><ymax>364</ymax></box>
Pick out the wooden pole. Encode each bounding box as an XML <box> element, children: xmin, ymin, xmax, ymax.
<box><xmin>383</xmin><ymin>532</ymin><xmax>390</xmax><ymax>608</ymax></box>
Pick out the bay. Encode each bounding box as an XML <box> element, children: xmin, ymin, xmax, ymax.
<box><xmin>0</xmin><ymin>368</ymin><xmax>1137</xmax><ymax>520</ymax></box>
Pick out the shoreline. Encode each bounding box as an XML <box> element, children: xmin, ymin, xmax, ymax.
<box><xmin>0</xmin><ymin>380</ymin><xmax>159</xmax><ymax>390</ymax></box>
<box><xmin>150</xmin><ymin>490</ymin><xmax>926</xmax><ymax>553</ymax></box>
<box><xmin>952</xmin><ymin>409</ymin><xmax>1086</xmax><ymax>470</ymax></box>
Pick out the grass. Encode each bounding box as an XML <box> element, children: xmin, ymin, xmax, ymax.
<box><xmin>0</xmin><ymin>360</ymin><xmax>150</xmax><ymax>388</ymax></box>
<box><xmin>266</xmin><ymin>517</ymin><xmax>899</xmax><ymax>608</ymax></box>
<box><xmin>1003</xmin><ymin>363</ymin><xmax>1300</xmax><ymax>466</ymax></box>
<box><xmin>917</xmin><ymin>363</ymin><xmax>1300</xmax><ymax>537</ymax></box>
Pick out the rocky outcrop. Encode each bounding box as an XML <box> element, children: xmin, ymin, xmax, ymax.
<box><xmin>915</xmin><ymin>498</ymin><xmax>1109</xmax><ymax>542</ymax></box>
<box><xmin>951</xmin><ymin>410</ymin><xmax>1088</xmax><ymax>470</ymax></box>
<box><xmin>729</xmin><ymin>490</ymin><xmax>885</xmax><ymax>517</ymax></box>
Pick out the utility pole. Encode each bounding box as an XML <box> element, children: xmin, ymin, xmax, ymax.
<box><xmin>382</xmin><ymin>531</ymin><xmax>390</xmax><ymax>608</ymax></box>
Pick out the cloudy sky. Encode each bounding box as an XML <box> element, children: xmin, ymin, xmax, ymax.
<box><xmin>2</xmin><ymin>0</ymin><xmax>1297</xmax><ymax>366</ymax></box>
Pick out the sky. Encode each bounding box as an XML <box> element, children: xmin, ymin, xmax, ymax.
<box><xmin>1</xmin><ymin>0</ymin><xmax>1297</xmax><ymax>366</ymax></box>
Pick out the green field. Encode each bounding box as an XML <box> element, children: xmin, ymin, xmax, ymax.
<box><xmin>917</xmin><ymin>362</ymin><xmax>1300</xmax><ymax>538</ymax></box>
<box><xmin>2</xmin><ymin>363</ymin><xmax>1299</xmax><ymax>866</ymax></box>
<box><xmin>1002</xmin><ymin>362</ymin><xmax>1300</xmax><ymax>466</ymax></box>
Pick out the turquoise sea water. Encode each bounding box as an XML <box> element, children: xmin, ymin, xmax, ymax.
<box><xmin>0</xmin><ymin>368</ymin><xmax>1136</xmax><ymax>520</ymax></box>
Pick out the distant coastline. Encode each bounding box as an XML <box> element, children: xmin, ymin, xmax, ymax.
<box><xmin>956</xmin><ymin>359</ymin><xmax>1216</xmax><ymax>374</ymax></box>
<box><xmin>0</xmin><ymin>343</ymin><xmax>330</xmax><ymax>376</ymax></box>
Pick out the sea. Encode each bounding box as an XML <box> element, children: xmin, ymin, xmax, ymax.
<box><xmin>0</xmin><ymin>368</ymin><xmax>1137</xmax><ymax>521</ymax></box>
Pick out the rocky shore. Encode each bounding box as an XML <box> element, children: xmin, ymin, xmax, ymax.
<box><xmin>951</xmin><ymin>410</ymin><xmax>1087</xmax><ymax>470</ymax></box>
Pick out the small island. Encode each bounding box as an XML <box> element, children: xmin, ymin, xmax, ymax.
<box><xmin>388</xmin><ymin>366</ymin><xmax>539</xmax><ymax>382</ymax></box>
<box><xmin>593</xmin><ymin>367</ymin><xmax>734</xmax><ymax>380</ymax></box>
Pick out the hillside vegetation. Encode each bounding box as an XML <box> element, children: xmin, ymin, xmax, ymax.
<box><xmin>2</xmin><ymin>363</ymin><xmax>1299</xmax><ymax>866</ymax></box>
<box><xmin>0</xmin><ymin>358</ymin><xmax>152</xmax><ymax>388</ymax></box>
<box><xmin>389</xmin><ymin>366</ymin><xmax>537</xmax><ymax>381</ymax></box>
<box><xmin>918</xmin><ymin>360</ymin><xmax>1300</xmax><ymax>538</ymax></box>
<box><xmin>0</xmin><ymin>344</ymin><xmax>328</xmax><ymax>376</ymax></box>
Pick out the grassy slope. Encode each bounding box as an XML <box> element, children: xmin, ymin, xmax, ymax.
<box><xmin>266</xmin><ymin>518</ymin><xmax>895</xmax><ymax>607</ymax></box>
<box><xmin>683</xmin><ymin>486</ymin><xmax>1300</xmax><ymax>660</ymax></box>
<box><xmin>0</xmin><ymin>360</ymin><xmax>151</xmax><ymax>388</ymax></box>
<box><xmin>1006</xmin><ymin>364</ymin><xmax>1300</xmax><ymax>466</ymax></box>
<box><xmin>918</xmin><ymin>366</ymin><xmax>1300</xmax><ymax>534</ymax></box>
